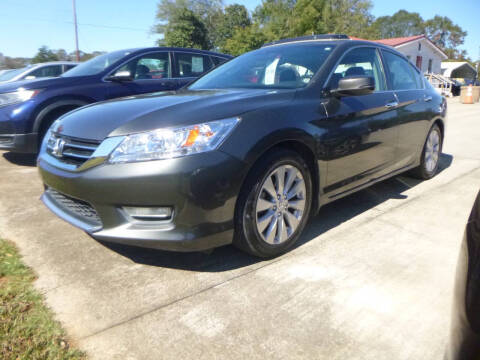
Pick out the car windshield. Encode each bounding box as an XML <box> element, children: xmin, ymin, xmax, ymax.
<box><xmin>189</xmin><ymin>43</ymin><xmax>335</xmax><ymax>90</ymax></box>
<box><xmin>62</xmin><ymin>50</ymin><xmax>132</xmax><ymax>77</ymax></box>
<box><xmin>0</xmin><ymin>67</ymin><xmax>28</xmax><ymax>81</ymax></box>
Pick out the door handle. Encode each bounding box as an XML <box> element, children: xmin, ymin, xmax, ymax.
<box><xmin>385</xmin><ymin>101</ymin><xmax>398</xmax><ymax>108</ymax></box>
<box><xmin>424</xmin><ymin>96</ymin><xmax>433</xmax><ymax>102</ymax></box>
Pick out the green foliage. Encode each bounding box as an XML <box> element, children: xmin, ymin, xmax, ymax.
<box><xmin>161</xmin><ymin>7</ymin><xmax>209</xmax><ymax>49</ymax></box>
<box><xmin>223</xmin><ymin>23</ymin><xmax>268</xmax><ymax>56</ymax></box>
<box><xmin>152</xmin><ymin>0</ymin><xmax>470</xmax><ymax>60</ymax></box>
<box><xmin>31</xmin><ymin>46</ymin><xmax>59</xmax><ymax>64</ymax></box>
<box><xmin>0</xmin><ymin>239</ymin><xmax>85</xmax><ymax>359</ymax></box>
<box><xmin>292</xmin><ymin>0</ymin><xmax>328</xmax><ymax>36</ymax></box>
<box><xmin>215</xmin><ymin>4</ymin><xmax>251</xmax><ymax>52</ymax></box>
<box><xmin>321</xmin><ymin>0</ymin><xmax>377</xmax><ymax>39</ymax></box>
<box><xmin>370</xmin><ymin>11</ymin><xmax>468</xmax><ymax>60</ymax></box>
<box><xmin>154</xmin><ymin>0</ymin><xmax>223</xmax><ymax>48</ymax></box>
<box><xmin>372</xmin><ymin>10</ymin><xmax>425</xmax><ymax>39</ymax></box>
<box><xmin>253</xmin><ymin>0</ymin><xmax>296</xmax><ymax>41</ymax></box>
<box><xmin>425</xmin><ymin>15</ymin><xmax>467</xmax><ymax>57</ymax></box>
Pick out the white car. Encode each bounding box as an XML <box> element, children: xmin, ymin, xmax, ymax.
<box><xmin>0</xmin><ymin>61</ymin><xmax>78</xmax><ymax>83</ymax></box>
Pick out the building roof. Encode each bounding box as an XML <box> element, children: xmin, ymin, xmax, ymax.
<box><xmin>441</xmin><ymin>61</ymin><xmax>477</xmax><ymax>78</ymax></box>
<box><xmin>349</xmin><ymin>34</ymin><xmax>448</xmax><ymax>59</ymax></box>
<box><xmin>373</xmin><ymin>35</ymin><xmax>425</xmax><ymax>47</ymax></box>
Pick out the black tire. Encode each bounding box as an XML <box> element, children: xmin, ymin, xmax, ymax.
<box><xmin>233</xmin><ymin>148</ymin><xmax>313</xmax><ymax>258</ymax></box>
<box><xmin>37</xmin><ymin>106</ymin><xmax>80</xmax><ymax>151</ymax></box>
<box><xmin>409</xmin><ymin>124</ymin><xmax>443</xmax><ymax>180</ymax></box>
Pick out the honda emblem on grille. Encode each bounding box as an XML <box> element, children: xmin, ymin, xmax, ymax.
<box><xmin>52</xmin><ymin>138</ymin><xmax>66</xmax><ymax>158</ymax></box>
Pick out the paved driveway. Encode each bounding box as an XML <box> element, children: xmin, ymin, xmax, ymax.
<box><xmin>1</xmin><ymin>99</ymin><xmax>479</xmax><ymax>359</ymax></box>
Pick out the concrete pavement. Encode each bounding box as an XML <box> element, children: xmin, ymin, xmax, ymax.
<box><xmin>0</xmin><ymin>99</ymin><xmax>479</xmax><ymax>359</ymax></box>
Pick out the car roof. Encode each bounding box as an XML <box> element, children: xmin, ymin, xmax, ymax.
<box><xmin>127</xmin><ymin>47</ymin><xmax>232</xmax><ymax>58</ymax></box>
<box><xmin>262</xmin><ymin>34</ymin><xmax>398</xmax><ymax>51</ymax></box>
<box><xmin>30</xmin><ymin>61</ymin><xmax>80</xmax><ymax>66</ymax></box>
<box><xmin>261</xmin><ymin>35</ymin><xmax>409</xmax><ymax>62</ymax></box>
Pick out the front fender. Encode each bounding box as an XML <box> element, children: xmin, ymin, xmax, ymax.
<box><xmin>32</xmin><ymin>98</ymin><xmax>91</xmax><ymax>133</ymax></box>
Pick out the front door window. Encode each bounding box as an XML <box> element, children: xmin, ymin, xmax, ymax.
<box><xmin>116</xmin><ymin>52</ymin><xmax>171</xmax><ymax>80</ymax></box>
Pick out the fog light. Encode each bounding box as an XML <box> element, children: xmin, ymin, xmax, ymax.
<box><xmin>123</xmin><ymin>206</ymin><xmax>173</xmax><ymax>221</ymax></box>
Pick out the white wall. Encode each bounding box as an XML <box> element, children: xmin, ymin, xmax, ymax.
<box><xmin>395</xmin><ymin>40</ymin><xmax>444</xmax><ymax>74</ymax></box>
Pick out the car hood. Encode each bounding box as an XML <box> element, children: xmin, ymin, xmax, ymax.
<box><xmin>56</xmin><ymin>89</ymin><xmax>296</xmax><ymax>141</ymax></box>
<box><xmin>0</xmin><ymin>76</ymin><xmax>86</xmax><ymax>93</ymax></box>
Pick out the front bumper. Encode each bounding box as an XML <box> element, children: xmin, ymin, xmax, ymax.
<box><xmin>38</xmin><ymin>150</ymin><xmax>248</xmax><ymax>252</ymax></box>
<box><xmin>0</xmin><ymin>133</ymin><xmax>38</xmax><ymax>153</ymax></box>
<box><xmin>0</xmin><ymin>101</ymin><xmax>38</xmax><ymax>153</ymax></box>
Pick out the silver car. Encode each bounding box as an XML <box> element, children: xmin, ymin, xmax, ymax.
<box><xmin>0</xmin><ymin>61</ymin><xmax>78</xmax><ymax>83</ymax></box>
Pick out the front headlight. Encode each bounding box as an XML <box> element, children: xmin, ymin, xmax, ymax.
<box><xmin>0</xmin><ymin>88</ymin><xmax>41</xmax><ymax>108</ymax></box>
<box><xmin>108</xmin><ymin>117</ymin><xmax>240</xmax><ymax>163</ymax></box>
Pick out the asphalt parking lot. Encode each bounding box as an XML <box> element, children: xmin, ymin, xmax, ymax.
<box><xmin>0</xmin><ymin>98</ymin><xmax>479</xmax><ymax>360</ymax></box>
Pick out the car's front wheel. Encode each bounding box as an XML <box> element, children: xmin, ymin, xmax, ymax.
<box><xmin>234</xmin><ymin>149</ymin><xmax>313</xmax><ymax>258</ymax></box>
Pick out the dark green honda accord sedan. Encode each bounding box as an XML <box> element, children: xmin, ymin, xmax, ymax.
<box><xmin>37</xmin><ymin>34</ymin><xmax>447</xmax><ymax>258</ymax></box>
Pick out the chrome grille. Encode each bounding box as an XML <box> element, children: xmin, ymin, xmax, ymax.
<box><xmin>46</xmin><ymin>133</ymin><xmax>100</xmax><ymax>166</ymax></box>
<box><xmin>46</xmin><ymin>188</ymin><xmax>101</xmax><ymax>226</ymax></box>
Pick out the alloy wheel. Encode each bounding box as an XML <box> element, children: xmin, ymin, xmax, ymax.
<box><xmin>425</xmin><ymin>129</ymin><xmax>440</xmax><ymax>173</ymax></box>
<box><xmin>255</xmin><ymin>165</ymin><xmax>306</xmax><ymax>245</ymax></box>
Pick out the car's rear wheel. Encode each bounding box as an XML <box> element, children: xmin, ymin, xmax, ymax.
<box><xmin>234</xmin><ymin>149</ymin><xmax>312</xmax><ymax>258</ymax></box>
<box><xmin>410</xmin><ymin>124</ymin><xmax>443</xmax><ymax>179</ymax></box>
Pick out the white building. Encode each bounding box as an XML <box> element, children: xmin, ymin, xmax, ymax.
<box><xmin>373</xmin><ymin>35</ymin><xmax>448</xmax><ymax>74</ymax></box>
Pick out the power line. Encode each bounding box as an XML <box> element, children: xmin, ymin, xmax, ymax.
<box><xmin>0</xmin><ymin>13</ymin><xmax>150</xmax><ymax>32</ymax></box>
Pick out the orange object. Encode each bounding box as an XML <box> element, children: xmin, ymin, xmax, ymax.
<box><xmin>464</xmin><ymin>84</ymin><xmax>474</xmax><ymax>104</ymax></box>
<box><xmin>184</xmin><ymin>126</ymin><xmax>200</xmax><ymax>147</ymax></box>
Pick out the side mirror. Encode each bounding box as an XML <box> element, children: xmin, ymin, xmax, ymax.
<box><xmin>106</xmin><ymin>70</ymin><xmax>133</xmax><ymax>82</ymax></box>
<box><xmin>24</xmin><ymin>75</ymin><xmax>36</xmax><ymax>80</ymax></box>
<box><xmin>332</xmin><ymin>76</ymin><xmax>375</xmax><ymax>97</ymax></box>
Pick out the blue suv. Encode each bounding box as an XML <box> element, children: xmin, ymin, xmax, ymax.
<box><xmin>0</xmin><ymin>47</ymin><xmax>231</xmax><ymax>153</ymax></box>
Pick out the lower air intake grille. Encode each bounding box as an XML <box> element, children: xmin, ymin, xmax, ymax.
<box><xmin>46</xmin><ymin>188</ymin><xmax>101</xmax><ymax>226</ymax></box>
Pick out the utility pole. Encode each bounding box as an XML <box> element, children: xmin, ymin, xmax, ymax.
<box><xmin>72</xmin><ymin>0</ymin><xmax>80</xmax><ymax>61</ymax></box>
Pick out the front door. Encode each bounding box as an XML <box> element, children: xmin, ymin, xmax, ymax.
<box><xmin>321</xmin><ymin>47</ymin><xmax>399</xmax><ymax>196</ymax></box>
<box><xmin>105</xmin><ymin>51</ymin><xmax>178</xmax><ymax>100</ymax></box>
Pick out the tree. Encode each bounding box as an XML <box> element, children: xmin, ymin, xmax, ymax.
<box><xmin>292</xmin><ymin>0</ymin><xmax>377</xmax><ymax>39</ymax></box>
<box><xmin>54</xmin><ymin>49</ymin><xmax>70</xmax><ymax>61</ymax></box>
<box><xmin>425</xmin><ymin>15</ymin><xmax>467</xmax><ymax>55</ymax></box>
<box><xmin>215</xmin><ymin>4</ymin><xmax>251</xmax><ymax>52</ymax></box>
<box><xmin>372</xmin><ymin>10</ymin><xmax>425</xmax><ymax>39</ymax></box>
<box><xmin>162</xmin><ymin>8</ymin><xmax>209</xmax><ymax>49</ymax></box>
<box><xmin>154</xmin><ymin>0</ymin><xmax>223</xmax><ymax>48</ymax></box>
<box><xmin>222</xmin><ymin>23</ymin><xmax>267</xmax><ymax>56</ymax></box>
<box><xmin>322</xmin><ymin>0</ymin><xmax>376</xmax><ymax>38</ymax></box>
<box><xmin>31</xmin><ymin>46</ymin><xmax>58</xmax><ymax>63</ymax></box>
<box><xmin>253</xmin><ymin>0</ymin><xmax>296</xmax><ymax>41</ymax></box>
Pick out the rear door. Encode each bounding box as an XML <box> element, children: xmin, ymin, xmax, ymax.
<box><xmin>105</xmin><ymin>51</ymin><xmax>177</xmax><ymax>99</ymax></box>
<box><xmin>172</xmin><ymin>52</ymin><xmax>215</xmax><ymax>88</ymax></box>
<box><xmin>322</xmin><ymin>46</ymin><xmax>399</xmax><ymax>195</ymax></box>
<box><xmin>381</xmin><ymin>50</ymin><xmax>430</xmax><ymax>168</ymax></box>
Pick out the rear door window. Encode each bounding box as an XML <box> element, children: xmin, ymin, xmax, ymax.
<box><xmin>174</xmin><ymin>53</ymin><xmax>214</xmax><ymax>78</ymax></box>
<box><xmin>382</xmin><ymin>50</ymin><xmax>421</xmax><ymax>90</ymax></box>
<box><xmin>63</xmin><ymin>64</ymin><xmax>77</xmax><ymax>72</ymax></box>
<box><xmin>27</xmin><ymin>65</ymin><xmax>63</xmax><ymax>79</ymax></box>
